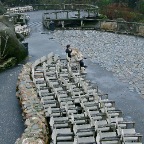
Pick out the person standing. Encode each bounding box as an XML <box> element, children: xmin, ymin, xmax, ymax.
<box><xmin>49</xmin><ymin>21</ymin><xmax>55</xmax><ymax>31</ymax></box>
<box><xmin>65</xmin><ymin>44</ymin><xmax>72</xmax><ymax>59</ymax></box>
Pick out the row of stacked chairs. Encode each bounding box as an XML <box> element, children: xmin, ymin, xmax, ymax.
<box><xmin>31</xmin><ymin>52</ymin><xmax>142</xmax><ymax>144</ymax></box>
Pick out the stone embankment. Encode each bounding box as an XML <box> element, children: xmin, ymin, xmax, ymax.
<box><xmin>53</xmin><ymin>30</ymin><xmax>144</xmax><ymax>98</ymax></box>
<box><xmin>16</xmin><ymin>52</ymin><xmax>142</xmax><ymax>144</ymax></box>
<box><xmin>99</xmin><ymin>20</ymin><xmax>144</xmax><ymax>37</ymax></box>
<box><xmin>15</xmin><ymin>63</ymin><xmax>48</xmax><ymax>144</ymax></box>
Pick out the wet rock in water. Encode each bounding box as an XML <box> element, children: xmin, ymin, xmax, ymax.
<box><xmin>53</xmin><ymin>30</ymin><xmax>144</xmax><ymax>96</ymax></box>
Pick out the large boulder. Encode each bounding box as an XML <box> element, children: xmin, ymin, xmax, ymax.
<box><xmin>138</xmin><ymin>25</ymin><xmax>144</xmax><ymax>36</ymax></box>
<box><xmin>0</xmin><ymin>15</ymin><xmax>28</xmax><ymax>63</ymax></box>
<box><xmin>100</xmin><ymin>21</ymin><xmax>117</xmax><ymax>31</ymax></box>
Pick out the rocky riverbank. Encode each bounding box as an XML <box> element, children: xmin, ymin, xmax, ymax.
<box><xmin>53</xmin><ymin>30</ymin><xmax>144</xmax><ymax>98</ymax></box>
<box><xmin>15</xmin><ymin>63</ymin><xmax>48</xmax><ymax>144</ymax></box>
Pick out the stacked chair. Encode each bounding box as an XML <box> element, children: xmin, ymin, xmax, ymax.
<box><xmin>31</xmin><ymin>52</ymin><xmax>143</xmax><ymax>144</ymax></box>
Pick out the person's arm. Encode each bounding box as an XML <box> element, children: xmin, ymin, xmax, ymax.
<box><xmin>74</xmin><ymin>55</ymin><xmax>82</xmax><ymax>61</ymax></box>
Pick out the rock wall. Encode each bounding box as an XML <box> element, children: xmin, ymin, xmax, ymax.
<box><xmin>99</xmin><ymin>20</ymin><xmax>144</xmax><ymax>37</ymax></box>
<box><xmin>15</xmin><ymin>63</ymin><xmax>48</xmax><ymax>144</ymax></box>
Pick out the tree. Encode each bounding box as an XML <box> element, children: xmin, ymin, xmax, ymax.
<box><xmin>0</xmin><ymin>1</ymin><xmax>6</xmax><ymax>14</ymax></box>
<box><xmin>137</xmin><ymin>0</ymin><xmax>144</xmax><ymax>14</ymax></box>
<box><xmin>128</xmin><ymin>0</ymin><xmax>137</xmax><ymax>9</ymax></box>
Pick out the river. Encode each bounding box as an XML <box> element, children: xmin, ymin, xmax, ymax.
<box><xmin>0</xmin><ymin>10</ymin><xmax>144</xmax><ymax>144</ymax></box>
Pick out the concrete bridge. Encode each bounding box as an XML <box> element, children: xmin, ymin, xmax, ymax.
<box><xmin>42</xmin><ymin>8</ymin><xmax>99</xmax><ymax>29</ymax></box>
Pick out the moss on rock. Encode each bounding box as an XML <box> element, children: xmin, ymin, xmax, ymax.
<box><xmin>0</xmin><ymin>57</ymin><xmax>17</xmax><ymax>71</ymax></box>
<box><xmin>0</xmin><ymin>16</ymin><xmax>28</xmax><ymax>63</ymax></box>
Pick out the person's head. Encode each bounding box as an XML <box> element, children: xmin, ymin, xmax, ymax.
<box><xmin>66</xmin><ymin>44</ymin><xmax>70</xmax><ymax>49</ymax></box>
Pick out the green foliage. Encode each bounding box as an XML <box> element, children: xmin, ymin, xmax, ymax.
<box><xmin>0</xmin><ymin>57</ymin><xmax>17</xmax><ymax>71</ymax></box>
<box><xmin>138</xmin><ymin>19</ymin><xmax>144</xmax><ymax>23</ymax></box>
<box><xmin>99</xmin><ymin>1</ymin><xmax>144</xmax><ymax>22</ymax></box>
<box><xmin>1</xmin><ymin>0</ymin><xmax>144</xmax><ymax>23</ymax></box>
<box><xmin>97</xmin><ymin>0</ymin><xmax>112</xmax><ymax>7</ymax></box>
<box><xmin>128</xmin><ymin>0</ymin><xmax>137</xmax><ymax>9</ymax></box>
<box><xmin>139</xmin><ymin>1</ymin><xmax>144</xmax><ymax>14</ymax></box>
<box><xmin>98</xmin><ymin>14</ymin><xmax>107</xmax><ymax>19</ymax></box>
<box><xmin>0</xmin><ymin>1</ymin><xmax>6</xmax><ymax>14</ymax></box>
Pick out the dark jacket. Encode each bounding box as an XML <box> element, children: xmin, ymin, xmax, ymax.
<box><xmin>65</xmin><ymin>48</ymin><xmax>72</xmax><ymax>58</ymax></box>
<box><xmin>79</xmin><ymin>59</ymin><xmax>84</xmax><ymax>67</ymax></box>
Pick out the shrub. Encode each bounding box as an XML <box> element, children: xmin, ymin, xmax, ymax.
<box><xmin>101</xmin><ymin>3</ymin><xmax>144</xmax><ymax>22</ymax></box>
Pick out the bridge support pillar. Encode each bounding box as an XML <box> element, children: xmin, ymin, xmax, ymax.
<box><xmin>81</xmin><ymin>20</ymin><xmax>83</xmax><ymax>27</ymax></box>
<box><xmin>88</xmin><ymin>10</ymin><xmax>90</xmax><ymax>17</ymax></box>
<box><xmin>47</xmin><ymin>21</ymin><xmax>50</xmax><ymax>29</ymax></box>
<box><xmin>62</xmin><ymin>21</ymin><xmax>65</xmax><ymax>28</ymax></box>
<box><xmin>66</xmin><ymin>11</ymin><xmax>69</xmax><ymax>19</ymax></box>
<box><xmin>56</xmin><ymin>13</ymin><xmax>58</xmax><ymax>19</ymax></box>
<box><xmin>78</xmin><ymin>10</ymin><xmax>80</xmax><ymax>18</ymax></box>
<box><xmin>71</xmin><ymin>4</ymin><xmax>73</xmax><ymax>9</ymax></box>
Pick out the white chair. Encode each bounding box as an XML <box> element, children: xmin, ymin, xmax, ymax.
<box><xmin>53</xmin><ymin>54</ymin><xmax>60</xmax><ymax>62</ymax></box>
<box><xmin>40</xmin><ymin>55</ymin><xmax>47</xmax><ymax>63</ymax></box>
<box><xmin>96</xmin><ymin>131</ymin><xmax>120</xmax><ymax>144</ymax></box>
<box><xmin>73</xmin><ymin>135</ymin><xmax>95</xmax><ymax>144</ymax></box>
<box><xmin>52</xmin><ymin>128</ymin><xmax>73</xmax><ymax>144</ymax></box>
<box><xmin>47</xmin><ymin>52</ymin><xmax>54</xmax><ymax>59</ymax></box>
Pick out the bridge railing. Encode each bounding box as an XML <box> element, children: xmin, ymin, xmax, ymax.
<box><xmin>31</xmin><ymin>3</ymin><xmax>99</xmax><ymax>11</ymax></box>
<box><xmin>43</xmin><ymin>10</ymin><xmax>96</xmax><ymax>20</ymax></box>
